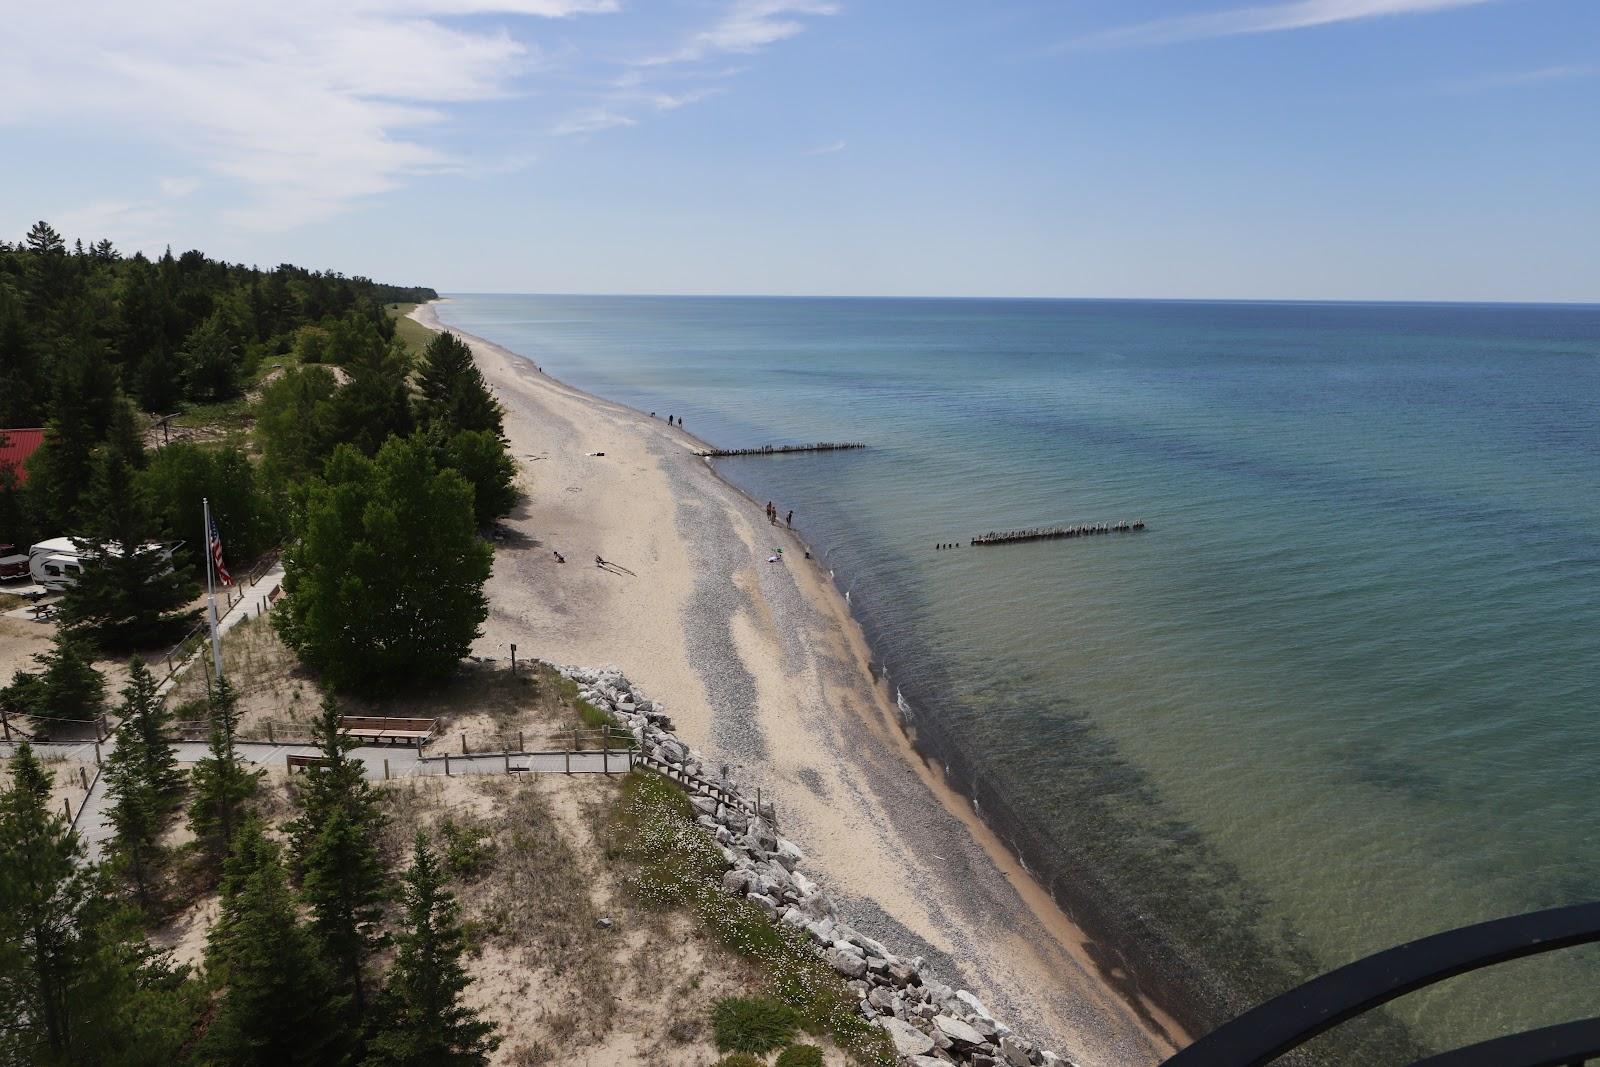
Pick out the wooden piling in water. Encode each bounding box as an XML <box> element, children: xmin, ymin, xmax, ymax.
<box><xmin>699</xmin><ymin>442</ymin><xmax>866</xmax><ymax>458</ymax></box>
<box><xmin>966</xmin><ymin>519</ymin><xmax>1147</xmax><ymax>547</ymax></box>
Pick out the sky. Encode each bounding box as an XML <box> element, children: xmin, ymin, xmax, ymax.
<box><xmin>1</xmin><ymin>0</ymin><xmax>1596</xmax><ymax>301</ymax></box>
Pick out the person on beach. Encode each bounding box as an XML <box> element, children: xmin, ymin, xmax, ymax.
<box><xmin>554</xmin><ymin>550</ymin><xmax>565</xmax><ymax>563</ymax></box>
<box><xmin>786</xmin><ymin>510</ymin><xmax>793</xmax><ymax>527</ymax></box>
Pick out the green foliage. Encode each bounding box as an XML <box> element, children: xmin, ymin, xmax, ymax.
<box><xmin>607</xmin><ymin>771</ymin><xmax>896</xmax><ymax>1066</ymax></box>
<box><xmin>438</xmin><ymin>818</ymin><xmax>496</xmax><ymax>880</ymax></box>
<box><xmin>0</xmin><ymin>630</ymin><xmax>106</xmax><ymax>723</ymax></box>
<box><xmin>324</xmin><ymin>334</ymin><xmax>414</xmax><ymax>458</ymax></box>
<box><xmin>178</xmin><ymin>309</ymin><xmax>242</xmax><ymax>402</ymax></box>
<box><xmin>0</xmin><ymin>742</ymin><xmax>200</xmax><ymax>1066</ymax></box>
<box><xmin>441</xmin><ymin>429</ymin><xmax>518</xmax><ymax>528</ymax></box>
<box><xmin>288</xmin><ymin>694</ymin><xmax>388</xmax><ymax>1018</ymax></box>
<box><xmin>185</xmin><ymin>677</ymin><xmax>263</xmax><ymax>864</ymax></box>
<box><xmin>255</xmin><ymin>364</ymin><xmax>340</xmax><ymax>483</ymax></box>
<box><xmin>104</xmin><ymin>658</ymin><xmax>182</xmax><ymax>905</ymax></box>
<box><xmin>275</xmin><ymin>436</ymin><xmax>492</xmax><ymax>694</ymax></box>
<box><xmin>141</xmin><ymin>442</ymin><xmax>280</xmax><ymax>574</ymax></box>
<box><xmin>202</xmin><ymin>819</ymin><xmax>352</xmax><ymax>1065</ymax></box>
<box><xmin>362</xmin><ymin>834</ymin><xmax>499</xmax><ymax>1067</ymax></box>
<box><xmin>417</xmin><ymin>331</ymin><xmax>503</xmax><ymax>439</ymax></box>
<box><xmin>58</xmin><ymin>447</ymin><xmax>195</xmax><ymax>647</ymax></box>
<box><xmin>713</xmin><ymin>996</ymin><xmax>801</xmax><ymax>1054</ymax></box>
<box><xmin>776</xmin><ymin>1043</ymin><xmax>826</xmax><ymax>1067</ymax></box>
<box><xmin>713</xmin><ymin>1057</ymin><xmax>767</xmax><ymax>1067</ymax></box>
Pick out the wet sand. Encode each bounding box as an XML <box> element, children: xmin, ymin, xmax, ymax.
<box><xmin>411</xmin><ymin>300</ymin><xmax>1187</xmax><ymax>1065</ymax></box>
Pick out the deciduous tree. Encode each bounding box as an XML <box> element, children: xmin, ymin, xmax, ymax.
<box><xmin>275</xmin><ymin>437</ymin><xmax>491</xmax><ymax>693</ymax></box>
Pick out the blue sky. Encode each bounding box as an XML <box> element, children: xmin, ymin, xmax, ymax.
<box><xmin>2</xmin><ymin>0</ymin><xmax>1595</xmax><ymax>301</ymax></box>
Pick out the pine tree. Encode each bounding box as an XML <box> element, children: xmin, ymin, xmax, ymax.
<box><xmin>58</xmin><ymin>447</ymin><xmax>194</xmax><ymax>647</ymax></box>
<box><xmin>25</xmin><ymin>220</ymin><xmax>66</xmax><ymax>255</ymax></box>
<box><xmin>441</xmin><ymin>428</ymin><xmax>518</xmax><ymax>528</ymax></box>
<box><xmin>363</xmin><ymin>834</ymin><xmax>498</xmax><ymax>1067</ymax></box>
<box><xmin>416</xmin><ymin>332</ymin><xmax>503</xmax><ymax>438</ymax></box>
<box><xmin>102</xmin><ymin>732</ymin><xmax>164</xmax><ymax>906</ymax></box>
<box><xmin>289</xmin><ymin>694</ymin><xmax>387</xmax><ymax>1018</ymax></box>
<box><xmin>186</xmin><ymin>677</ymin><xmax>262</xmax><ymax>864</ymax></box>
<box><xmin>0</xmin><ymin>742</ymin><xmax>200</xmax><ymax>1066</ymax></box>
<box><xmin>201</xmin><ymin>819</ymin><xmax>352</xmax><ymax>1065</ymax></box>
<box><xmin>117</xmin><ymin>657</ymin><xmax>182</xmax><ymax>799</ymax></box>
<box><xmin>0</xmin><ymin>629</ymin><xmax>106</xmax><ymax>725</ymax></box>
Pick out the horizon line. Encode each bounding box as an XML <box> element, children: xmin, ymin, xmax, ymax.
<box><xmin>433</xmin><ymin>291</ymin><xmax>1600</xmax><ymax>309</ymax></box>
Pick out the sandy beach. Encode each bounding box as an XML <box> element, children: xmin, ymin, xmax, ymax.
<box><xmin>411</xmin><ymin>301</ymin><xmax>1187</xmax><ymax>1066</ymax></box>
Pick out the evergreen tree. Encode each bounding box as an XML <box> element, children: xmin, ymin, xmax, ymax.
<box><xmin>276</xmin><ymin>438</ymin><xmax>492</xmax><ymax>693</ymax></box>
<box><xmin>201</xmin><ymin>819</ymin><xmax>352</xmax><ymax>1065</ymax></box>
<box><xmin>255</xmin><ymin>364</ymin><xmax>339</xmax><ymax>483</ymax></box>
<box><xmin>102</xmin><ymin>730</ymin><xmax>164</xmax><ymax>906</ymax></box>
<box><xmin>0</xmin><ymin>630</ymin><xmax>106</xmax><ymax>724</ymax></box>
<box><xmin>179</xmin><ymin>309</ymin><xmax>242</xmax><ymax>402</ymax></box>
<box><xmin>289</xmin><ymin>695</ymin><xmax>387</xmax><ymax>1018</ymax></box>
<box><xmin>0</xmin><ymin>288</ymin><xmax>46</xmax><ymax>426</ymax></box>
<box><xmin>25</xmin><ymin>220</ymin><xmax>66</xmax><ymax>255</ymax></box>
<box><xmin>116</xmin><ymin>657</ymin><xmax>182</xmax><ymax>800</ymax></box>
<box><xmin>416</xmin><ymin>332</ymin><xmax>503</xmax><ymax>438</ymax></box>
<box><xmin>103</xmin><ymin>657</ymin><xmax>182</xmax><ymax>902</ymax></box>
<box><xmin>0</xmin><ymin>742</ymin><xmax>199</xmax><ymax>1066</ymax></box>
<box><xmin>58</xmin><ymin>447</ymin><xmax>193</xmax><ymax>647</ymax></box>
<box><xmin>363</xmin><ymin>834</ymin><xmax>498</xmax><ymax>1067</ymax></box>
<box><xmin>325</xmin><ymin>336</ymin><xmax>414</xmax><ymax>458</ymax></box>
<box><xmin>186</xmin><ymin>677</ymin><xmax>262</xmax><ymax>864</ymax></box>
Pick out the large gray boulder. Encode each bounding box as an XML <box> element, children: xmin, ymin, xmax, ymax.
<box><xmin>934</xmin><ymin>1014</ymin><xmax>985</xmax><ymax>1047</ymax></box>
<box><xmin>875</xmin><ymin>1016</ymin><xmax>935</xmax><ymax>1057</ymax></box>
<box><xmin>826</xmin><ymin>946</ymin><xmax>869</xmax><ymax>978</ymax></box>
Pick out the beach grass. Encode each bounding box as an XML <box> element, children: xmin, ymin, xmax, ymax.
<box><xmin>606</xmin><ymin>769</ymin><xmax>896</xmax><ymax>1066</ymax></box>
<box><xmin>387</xmin><ymin>302</ymin><xmax>435</xmax><ymax>359</ymax></box>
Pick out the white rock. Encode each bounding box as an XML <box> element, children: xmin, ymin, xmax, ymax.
<box><xmin>957</xmin><ymin>990</ymin><xmax>996</xmax><ymax>1022</ymax></box>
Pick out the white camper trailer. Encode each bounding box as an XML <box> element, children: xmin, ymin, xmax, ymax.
<box><xmin>28</xmin><ymin>537</ymin><xmax>182</xmax><ymax>592</ymax></box>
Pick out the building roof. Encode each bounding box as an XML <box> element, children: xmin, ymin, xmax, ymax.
<box><xmin>0</xmin><ymin>428</ymin><xmax>45</xmax><ymax>486</ymax></box>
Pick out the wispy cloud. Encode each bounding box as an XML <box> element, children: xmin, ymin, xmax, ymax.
<box><xmin>644</xmin><ymin>0</ymin><xmax>839</xmax><ymax>66</ymax></box>
<box><xmin>0</xmin><ymin>1</ymin><xmax>616</xmax><ymax>230</ymax></box>
<box><xmin>805</xmin><ymin>139</ymin><xmax>847</xmax><ymax>155</ymax></box>
<box><xmin>1070</xmin><ymin>0</ymin><xmax>1499</xmax><ymax>49</ymax></box>
<box><xmin>550</xmin><ymin>108</ymin><xmax>638</xmax><ymax>136</ymax></box>
<box><xmin>1444</xmin><ymin>65</ymin><xmax>1598</xmax><ymax>92</ymax></box>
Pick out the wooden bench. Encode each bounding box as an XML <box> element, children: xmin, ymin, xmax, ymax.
<box><xmin>338</xmin><ymin>716</ymin><xmax>437</xmax><ymax>746</ymax></box>
<box><xmin>286</xmin><ymin>753</ymin><xmax>333</xmax><ymax>773</ymax></box>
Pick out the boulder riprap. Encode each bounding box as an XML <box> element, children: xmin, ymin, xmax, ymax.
<box><xmin>558</xmin><ymin>664</ymin><xmax>1081</xmax><ymax>1067</ymax></box>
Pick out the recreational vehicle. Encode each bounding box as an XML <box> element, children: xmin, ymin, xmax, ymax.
<box><xmin>28</xmin><ymin>537</ymin><xmax>182</xmax><ymax>592</ymax></box>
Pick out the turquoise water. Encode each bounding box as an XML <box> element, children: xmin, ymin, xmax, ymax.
<box><xmin>435</xmin><ymin>295</ymin><xmax>1600</xmax><ymax>1054</ymax></box>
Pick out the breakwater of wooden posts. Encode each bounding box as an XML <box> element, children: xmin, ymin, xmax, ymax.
<box><xmin>699</xmin><ymin>442</ymin><xmax>866</xmax><ymax>458</ymax></box>
<box><xmin>968</xmin><ymin>520</ymin><xmax>1146</xmax><ymax>547</ymax></box>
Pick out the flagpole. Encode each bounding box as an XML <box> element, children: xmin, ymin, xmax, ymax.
<box><xmin>204</xmin><ymin>497</ymin><xmax>224</xmax><ymax>683</ymax></box>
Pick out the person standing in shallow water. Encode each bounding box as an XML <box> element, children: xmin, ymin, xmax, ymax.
<box><xmin>786</xmin><ymin>510</ymin><xmax>793</xmax><ymax>528</ymax></box>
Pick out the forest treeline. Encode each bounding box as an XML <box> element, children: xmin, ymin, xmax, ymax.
<box><xmin>0</xmin><ymin>221</ymin><xmax>520</xmax><ymax>1064</ymax></box>
<box><xmin>0</xmin><ymin>219</ymin><xmax>515</xmax><ymax>688</ymax></box>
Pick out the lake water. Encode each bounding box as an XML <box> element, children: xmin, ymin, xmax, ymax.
<box><xmin>434</xmin><ymin>295</ymin><xmax>1600</xmax><ymax>1057</ymax></box>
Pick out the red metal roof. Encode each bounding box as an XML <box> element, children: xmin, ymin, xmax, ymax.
<box><xmin>0</xmin><ymin>428</ymin><xmax>45</xmax><ymax>486</ymax></box>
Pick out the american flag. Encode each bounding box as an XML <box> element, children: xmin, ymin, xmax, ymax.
<box><xmin>209</xmin><ymin>515</ymin><xmax>234</xmax><ymax>587</ymax></box>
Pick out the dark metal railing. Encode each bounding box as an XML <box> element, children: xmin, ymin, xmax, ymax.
<box><xmin>1161</xmin><ymin>902</ymin><xmax>1600</xmax><ymax>1067</ymax></box>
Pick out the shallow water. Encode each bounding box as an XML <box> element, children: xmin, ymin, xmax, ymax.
<box><xmin>435</xmin><ymin>295</ymin><xmax>1600</xmax><ymax>1054</ymax></box>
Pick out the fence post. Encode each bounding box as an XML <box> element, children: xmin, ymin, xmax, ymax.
<box><xmin>503</xmin><ymin>751</ymin><xmax>510</xmax><ymax>774</ymax></box>
<box><xmin>63</xmin><ymin>797</ymin><xmax>72</xmax><ymax>822</ymax></box>
<box><xmin>603</xmin><ymin>730</ymin><xmax>610</xmax><ymax>775</ymax></box>
<box><xmin>461</xmin><ymin>732</ymin><xmax>467</xmax><ymax>755</ymax></box>
<box><xmin>80</xmin><ymin>766</ymin><xmax>88</xmax><ymax>789</ymax></box>
<box><xmin>1</xmin><ymin>708</ymin><xmax>9</xmax><ymax>742</ymax></box>
<box><xmin>565</xmin><ymin>746</ymin><xmax>571</xmax><ymax>775</ymax></box>
<box><xmin>93</xmin><ymin>741</ymin><xmax>101</xmax><ymax>766</ymax></box>
<box><xmin>444</xmin><ymin>753</ymin><xmax>451</xmax><ymax>777</ymax></box>
<box><xmin>384</xmin><ymin>759</ymin><xmax>390</xmax><ymax>781</ymax></box>
<box><xmin>267</xmin><ymin>721</ymin><xmax>274</xmax><ymax>745</ymax></box>
<box><xmin>518</xmin><ymin>729</ymin><xmax>524</xmax><ymax>753</ymax></box>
